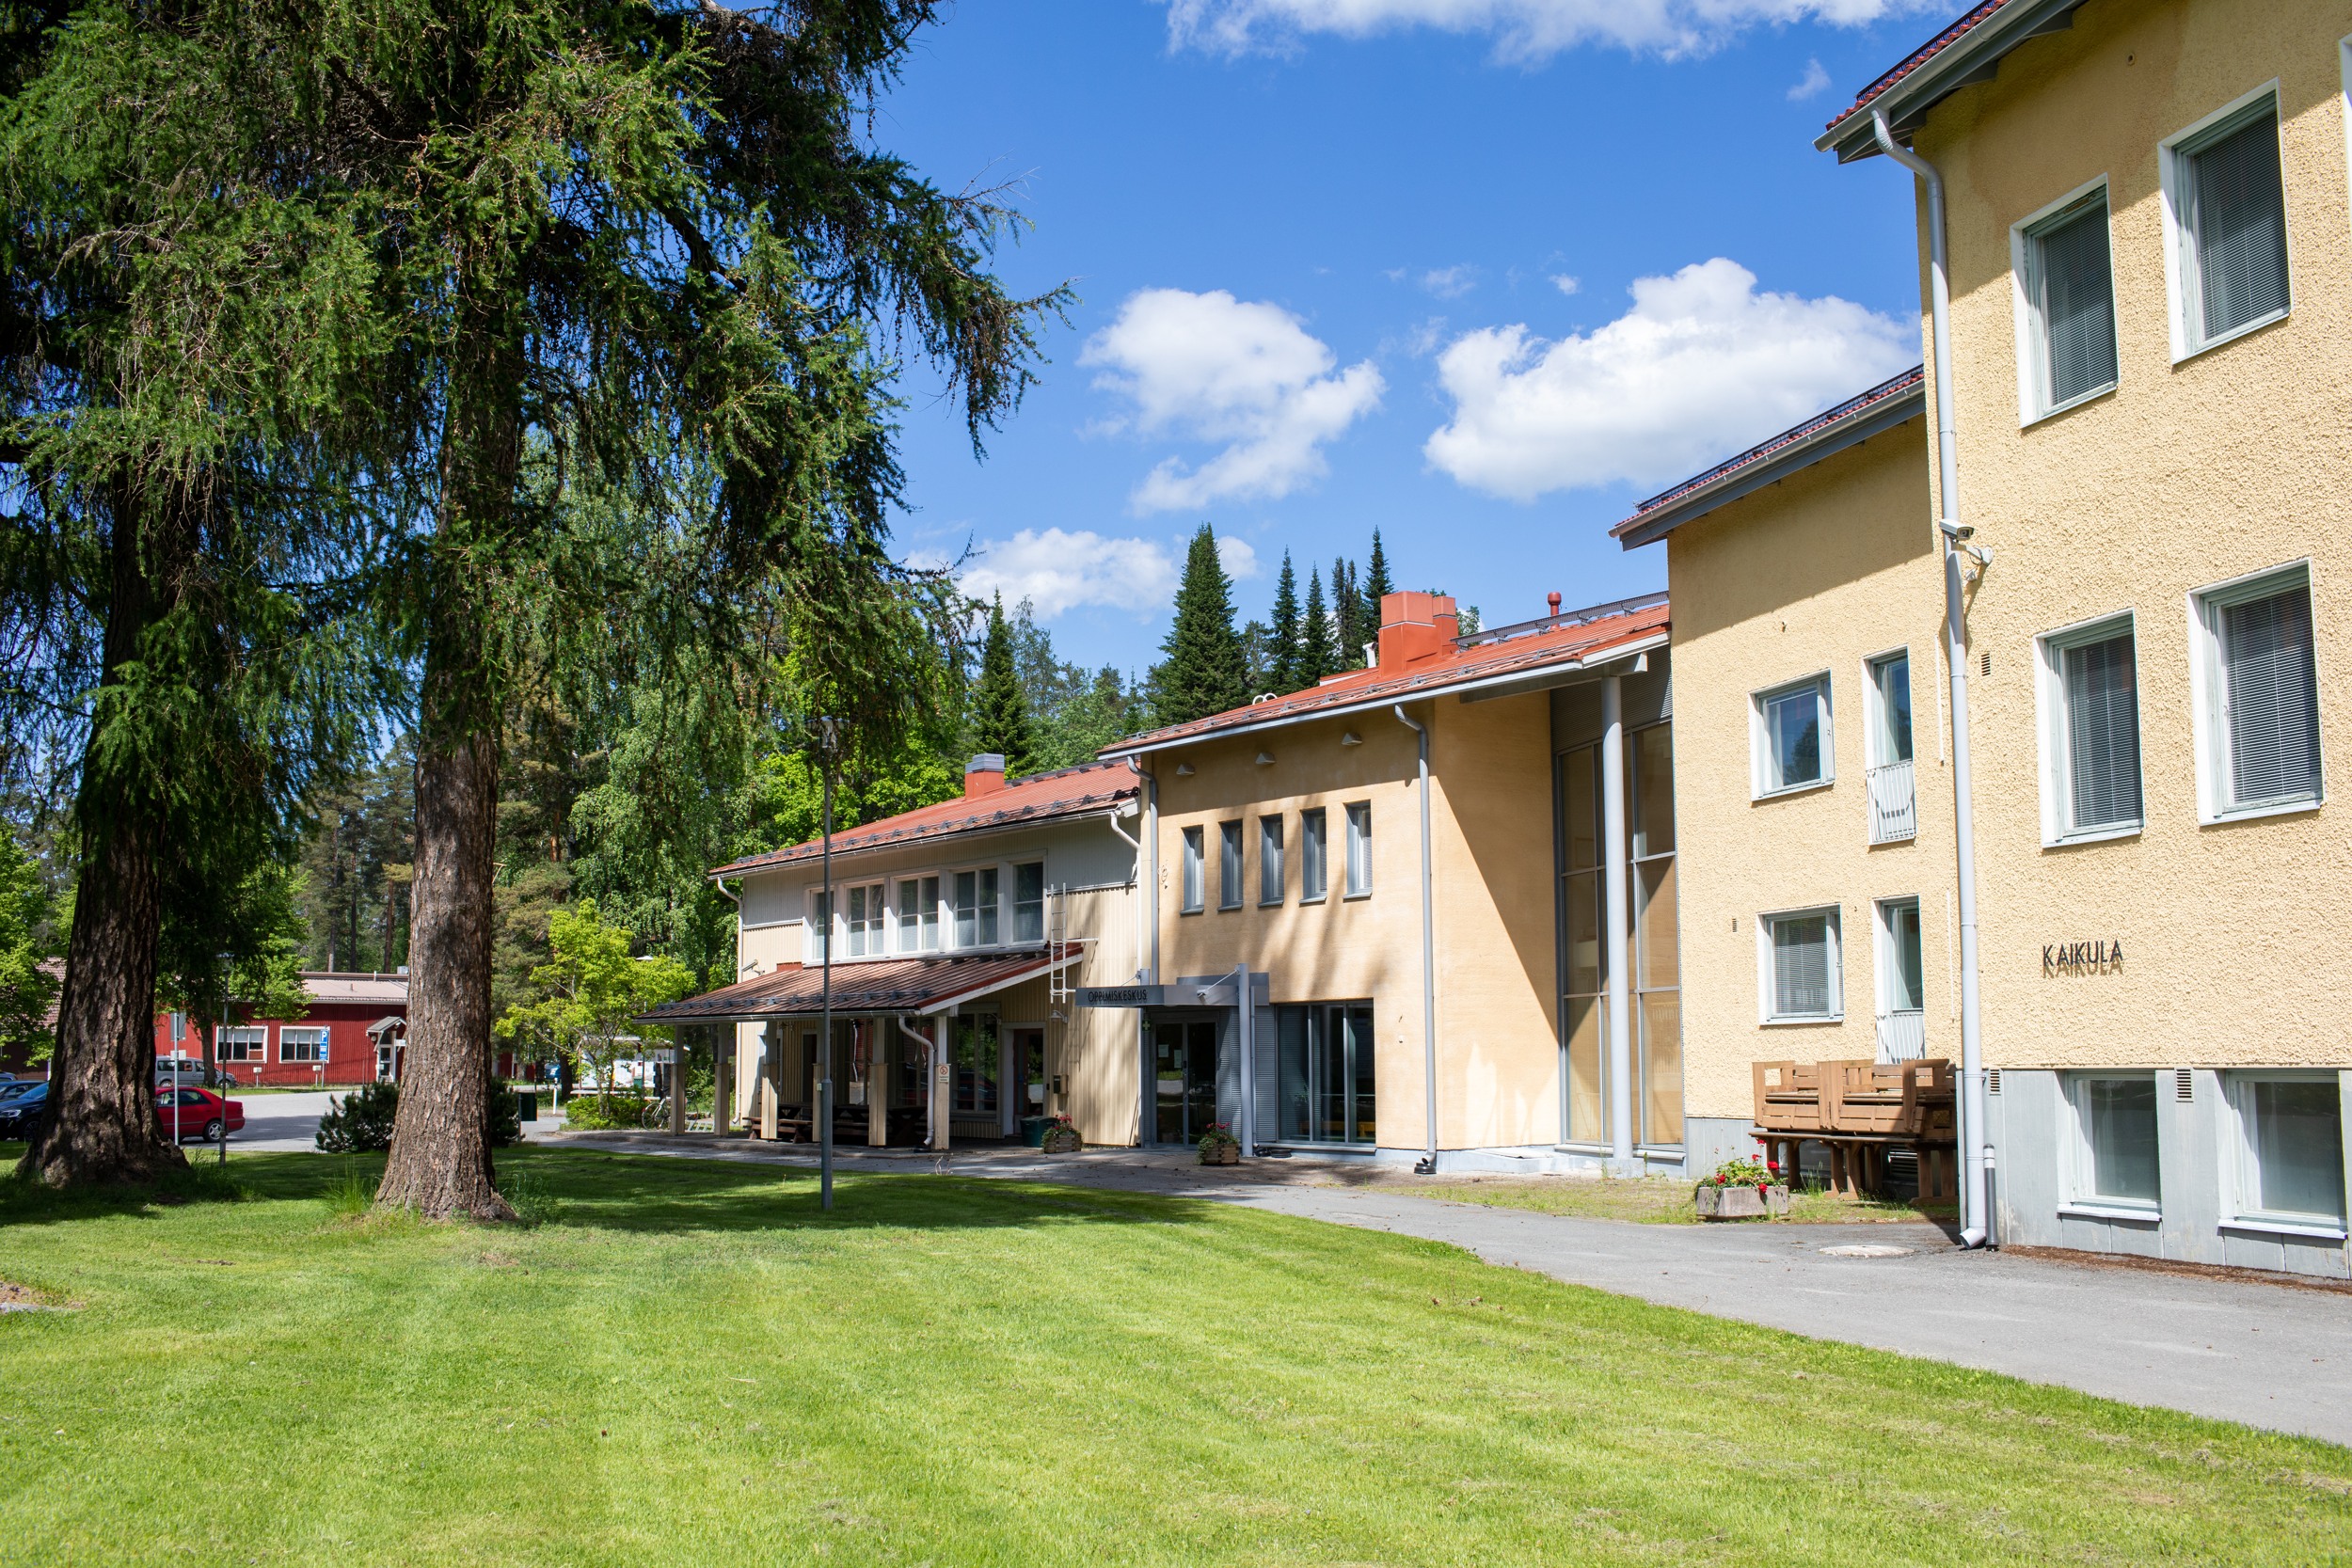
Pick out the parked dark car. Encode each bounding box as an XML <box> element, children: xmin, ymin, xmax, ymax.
<box><xmin>156</xmin><ymin>1087</ymin><xmax>245</xmax><ymax>1142</ymax></box>
<box><xmin>0</xmin><ymin>1082</ymin><xmax>47</xmax><ymax>1137</ymax></box>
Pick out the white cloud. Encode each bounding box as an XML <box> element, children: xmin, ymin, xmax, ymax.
<box><xmin>1083</xmin><ymin>287</ymin><xmax>1384</xmax><ymax>514</ymax></box>
<box><xmin>1549</xmin><ymin>273</ymin><xmax>1581</xmax><ymax>296</ymax></box>
<box><xmin>1788</xmin><ymin>56</ymin><xmax>1832</xmax><ymax>100</ymax></box>
<box><xmin>1162</xmin><ymin>0</ymin><xmax>1929</xmax><ymax>62</ymax></box>
<box><xmin>1421</xmin><ymin>264</ymin><xmax>1479</xmax><ymax>298</ymax></box>
<box><xmin>944</xmin><ymin>528</ymin><xmax>1261</xmax><ymax>618</ymax></box>
<box><xmin>1423</xmin><ymin>258</ymin><xmax>1915</xmax><ymax>501</ymax></box>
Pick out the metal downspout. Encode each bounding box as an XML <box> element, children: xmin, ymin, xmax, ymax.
<box><xmin>1873</xmin><ymin>109</ymin><xmax>1991</xmax><ymax>1249</ymax></box>
<box><xmin>1393</xmin><ymin>706</ymin><xmax>1438</xmax><ymax>1176</ymax></box>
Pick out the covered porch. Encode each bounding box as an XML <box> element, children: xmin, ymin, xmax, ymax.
<box><xmin>638</xmin><ymin>950</ymin><xmax>1077</xmax><ymax>1149</ymax></box>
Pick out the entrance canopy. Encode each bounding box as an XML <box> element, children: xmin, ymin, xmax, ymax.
<box><xmin>639</xmin><ymin>949</ymin><xmax>1072</xmax><ymax>1026</ymax></box>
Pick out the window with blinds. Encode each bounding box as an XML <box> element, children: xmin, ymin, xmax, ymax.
<box><xmin>1763</xmin><ymin>909</ymin><xmax>1838</xmax><ymax>1022</ymax></box>
<box><xmin>2203</xmin><ymin>571</ymin><xmax>2321</xmax><ymax>812</ymax></box>
<box><xmin>2023</xmin><ymin>189</ymin><xmax>2118</xmax><ymax>412</ymax></box>
<box><xmin>2171</xmin><ymin>97</ymin><xmax>2290</xmax><ymax>352</ymax></box>
<box><xmin>2042</xmin><ymin>619</ymin><xmax>2142</xmax><ymax>836</ymax></box>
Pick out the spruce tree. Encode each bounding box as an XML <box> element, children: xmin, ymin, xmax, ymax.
<box><xmin>1267</xmin><ymin>552</ymin><xmax>1300</xmax><ymax>694</ymax></box>
<box><xmin>1333</xmin><ymin>557</ymin><xmax>1362</xmax><ymax>669</ymax></box>
<box><xmin>1152</xmin><ymin>525</ymin><xmax>1248</xmax><ymax>726</ymax></box>
<box><xmin>973</xmin><ymin>594</ymin><xmax>1036</xmax><ymax>776</ymax></box>
<box><xmin>1298</xmin><ymin>567</ymin><xmax>1334</xmax><ymax>689</ymax></box>
<box><xmin>1361</xmin><ymin>528</ymin><xmax>1393</xmax><ymax>636</ymax></box>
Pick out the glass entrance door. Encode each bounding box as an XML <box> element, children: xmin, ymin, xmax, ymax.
<box><xmin>1153</xmin><ymin>1021</ymin><xmax>1219</xmax><ymax>1144</ymax></box>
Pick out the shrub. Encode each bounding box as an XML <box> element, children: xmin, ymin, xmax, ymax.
<box><xmin>316</xmin><ymin>1079</ymin><xmax>523</xmax><ymax>1153</ymax></box>
<box><xmin>560</xmin><ymin>1088</ymin><xmax>661</xmax><ymax>1131</ymax></box>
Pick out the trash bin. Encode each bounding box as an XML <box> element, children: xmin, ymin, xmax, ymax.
<box><xmin>516</xmin><ymin>1090</ymin><xmax>538</xmax><ymax>1124</ymax></box>
<box><xmin>1019</xmin><ymin>1115</ymin><xmax>1048</xmax><ymax>1148</ymax></box>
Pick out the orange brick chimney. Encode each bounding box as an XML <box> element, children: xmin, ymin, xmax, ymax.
<box><xmin>1376</xmin><ymin>592</ymin><xmax>1459</xmax><ymax>669</ymax></box>
<box><xmin>964</xmin><ymin>752</ymin><xmax>1007</xmax><ymax>800</ymax></box>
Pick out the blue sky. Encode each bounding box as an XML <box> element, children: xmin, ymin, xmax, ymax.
<box><xmin>875</xmin><ymin>0</ymin><xmax>1948</xmax><ymax>674</ymax></box>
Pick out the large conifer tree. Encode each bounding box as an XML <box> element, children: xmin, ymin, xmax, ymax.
<box><xmin>1361</xmin><ymin>528</ymin><xmax>1392</xmax><ymax>636</ymax></box>
<box><xmin>1266</xmin><ymin>552</ymin><xmax>1299</xmax><ymax>695</ymax></box>
<box><xmin>1297</xmin><ymin>566</ymin><xmax>1333</xmax><ymax>689</ymax></box>
<box><xmin>1152</xmin><ymin>524</ymin><xmax>1247</xmax><ymax>726</ymax></box>
<box><xmin>972</xmin><ymin>593</ymin><xmax>1035</xmax><ymax>776</ymax></box>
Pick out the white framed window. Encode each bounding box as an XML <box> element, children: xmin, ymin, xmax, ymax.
<box><xmin>2188</xmin><ymin>562</ymin><xmax>2321</xmax><ymax>822</ymax></box>
<box><xmin>1757</xmin><ymin>906</ymin><xmax>1841</xmax><ymax>1023</ymax></box>
<box><xmin>1876</xmin><ymin>897</ymin><xmax>1924</xmax><ymax>1012</ymax></box>
<box><xmin>1180</xmin><ymin>826</ymin><xmax>1204</xmax><ymax>914</ymax></box>
<box><xmin>1258</xmin><ymin>816</ymin><xmax>1284</xmax><ymax>907</ymax></box>
<box><xmin>2064</xmin><ymin>1072</ymin><xmax>2162</xmax><ymax>1213</ymax></box>
<box><xmin>1299</xmin><ymin>807</ymin><xmax>1327</xmax><ymax>903</ymax></box>
<box><xmin>844</xmin><ymin>881</ymin><xmax>886</xmax><ymax>957</ymax></box>
<box><xmin>2036</xmin><ymin>611</ymin><xmax>2144</xmax><ymax>844</ymax></box>
<box><xmin>1752</xmin><ymin>674</ymin><xmax>1832</xmax><ymax>798</ymax></box>
<box><xmin>2224</xmin><ymin>1071</ymin><xmax>2345</xmax><ymax>1233</ymax></box>
<box><xmin>898</xmin><ymin>876</ymin><xmax>939</xmax><ymax>953</ymax></box>
<box><xmin>806</xmin><ymin>889</ymin><xmax>832</xmax><ymax>961</ymax></box>
<box><xmin>2161</xmin><ymin>85</ymin><xmax>2291</xmax><ymax>361</ymax></box>
<box><xmin>218</xmin><ymin>1026</ymin><xmax>267</xmax><ymax>1063</ymax></box>
<box><xmin>2011</xmin><ymin>178</ymin><xmax>2119</xmax><ymax>420</ymax></box>
<box><xmin>1865</xmin><ymin>651</ymin><xmax>1913</xmax><ymax>768</ymax></box>
<box><xmin>278</xmin><ymin>1026</ymin><xmax>328</xmax><ymax>1065</ymax></box>
<box><xmin>1343</xmin><ymin>801</ymin><xmax>1373</xmax><ymax>898</ymax></box>
<box><xmin>1012</xmin><ymin>862</ymin><xmax>1045</xmax><ymax>944</ymax></box>
<box><xmin>1217</xmin><ymin>821</ymin><xmax>1244</xmax><ymax>910</ymax></box>
<box><xmin>952</xmin><ymin>867</ymin><xmax>1000</xmax><ymax>947</ymax></box>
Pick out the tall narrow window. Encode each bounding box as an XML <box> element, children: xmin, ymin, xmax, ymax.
<box><xmin>1180</xmin><ymin>826</ymin><xmax>1204</xmax><ymax>914</ymax></box>
<box><xmin>2042</xmin><ymin>616</ymin><xmax>2142</xmax><ymax>839</ymax></box>
<box><xmin>952</xmin><ymin>868</ymin><xmax>1000</xmax><ymax>947</ymax></box>
<box><xmin>807</xmin><ymin>890</ymin><xmax>832</xmax><ymax>962</ymax></box>
<box><xmin>1866</xmin><ymin>651</ymin><xmax>1915</xmax><ymax>843</ymax></box>
<box><xmin>1343</xmin><ymin>802</ymin><xmax>1372</xmax><ymax>896</ymax></box>
<box><xmin>846</xmin><ymin>882</ymin><xmax>885</xmax><ymax>957</ymax></box>
<box><xmin>1755</xmin><ymin>675</ymin><xmax>1830</xmax><ymax>796</ymax></box>
<box><xmin>898</xmin><ymin>876</ymin><xmax>939</xmax><ymax>953</ymax></box>
<box><xmin>1557</xmin><ymin>743</ymin><xmax>1606</xmax><ymax>1145</ymax></box>
<box><xmin>1629</xmin><ymin>721</ymin><xmax>1680</xmax><ymax>1147</ymax></box>
<box><xmin>1218</xmin><ymin>820</ymin><xmax>1244</xmax><ymax>910</ymax></box>
<box><xmin>1761</xmin><ymin>909</ymin><xmax>1839</xmax><ymax>1022</ymax></box>
<box><xmin>1012</xmin><ymin>862</ymin><xmax>1045</xmax><ymax>944</ymax></box>
<box><xmin>1258</xmin><ymin>816</ymin><xmax>1285</xmax><ymax>906</ymax></box>
<box><xmin>2169</xmin><ymin>96</ymin><xmax>2290</xmax><ymax>353</ymax></box>
<box><xmin>2197</xmin><ymin>565</ymin><xmax>2321</xmax><ymax>816</ymax></box>
<box><xmin>1299</xmin><ymin>808</ymin><xmax>1327</xmax><ymax>902</ymax></box>
<box><xmin>2021</xmin><ymin>188</ymin><xmax>2118</xmax><ymax>413</ymax></box>
<box><xmin>1876</xmin><ymin>897</ymin><xmax>1925</xmax><ymax>1062</ymax></box>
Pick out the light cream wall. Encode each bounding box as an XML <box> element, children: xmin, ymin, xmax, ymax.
<box><xmin>1153</xmin><ymin>693</ymin><xmax>1562</xmax><ymax>1151</ymax></box>
<box><xmin>1915</xmin><ymin>0</ymin><xmax>2352</xmax><ymax>1069</ymax></box>
<box><xmin>1666</xmin><ymin>419</ymin><xmax>1951</xmax><ymax>1120</ymax></box>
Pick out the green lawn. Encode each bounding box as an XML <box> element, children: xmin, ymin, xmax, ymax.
<box><xmin>2</xmin><ymin>1149</ymin><xmax>2345</xmax><ymax>1566</ymax></box>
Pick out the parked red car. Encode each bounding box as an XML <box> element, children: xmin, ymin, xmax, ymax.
<box><xmin>156</xmin><ymin>1086</ymin><xmax>245</xmax><ymax>1141</ymax></box>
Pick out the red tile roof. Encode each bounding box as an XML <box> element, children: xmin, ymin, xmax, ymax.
<box><xmin>1101</xmin><ymin>594</ymin><xmax>1670</xmax><ymax>755</ymax></box>
<box><xmin>1824</xmin><ymin>1</ymin><xmax>2007</xmax><ymax>143</ymax></box>
<box><xmin>640</xmin><ymin>950</ymin><xmax>1066</xmax><ymax>1022</ymax></box>
<box><xmin>1613</xmin><ymin>366</ymin><xmax>1925</xmax><ymax>540</ymax></box>
<box><xmin>710</xmin><ymin>760</ymin><xmax>1137</xmax><ymax>879</ymax></box>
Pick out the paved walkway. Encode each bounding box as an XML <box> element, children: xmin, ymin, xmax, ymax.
<box><xmin>548</xmin><ymin>1131</ymin><xmax>2352</xmax><ymax>1448</ymax></box>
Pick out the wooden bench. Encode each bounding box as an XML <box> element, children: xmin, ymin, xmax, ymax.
<box><xmin>1753</xmin><ymin>1057</ymin><xmax>1956</xmax><ymax>1202</ymax></box>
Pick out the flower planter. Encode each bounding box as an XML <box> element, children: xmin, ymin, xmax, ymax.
<box><xmin>1695</xmin><ymin>1182</ymin><xmax>1790</xmax><ymax>1220</ymax></box>
<box><xmin>1041</xmin><ymin>1129</ymin><xmax>1083</xmax><ymax>1154</ymax></box>
<box><xmin>1200</xmin><ymin>1142</ymin><xmax>1240</xmax><ymax>1165</ymax></box>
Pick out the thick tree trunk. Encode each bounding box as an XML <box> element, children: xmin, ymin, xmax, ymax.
<box><xmin>18</xmin><ymin>495</ymin><xmax>183</xmax><ymax>1186</ymax></box>
<box><xmin>373</xmin><ymin>641</ymin><xmax>511</xmax><ymax>1219</ymax></box>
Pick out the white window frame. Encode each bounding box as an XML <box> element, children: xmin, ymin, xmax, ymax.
<box><xmin>1861</xmin><ymin>647</ymin><xmax>1913</xmax><ymax>769</ymax></box>
<box><xmin>1750</xmin><ymin>673</ymin><xmax>1835</xmax><ymax>800</ymax></box>
<box><xmin>2221</xmin><ymin>1069</ymin><xmax>2348</xmax><ymax>1238</ymax></box>
<box><xmin>2186</xmin><ymin>559</ymin><xmax>2323</xmax><ymax>825</ymax></box>
<box><xmin>897</xmin><ymin>875</ymin><xmax>941</xmax><ymax>954</ymax></box>
<box><xmin>2059</xmin><ymin>1071</ymin><xmax>2164</xmax><ymax>1220</ymax></box>
<box><xmin>843</xmin><ymin>880</ymin><xmax>887</xmax><ymax>958</ymax></box>
<box><xmin>1012</xmin><ymin>861</ymin><xmax>1046</xmax><ymax>945</ymax></box>
<box><xmin>2010</xmin><ymin>175</ymin><xmax>2120</xmax><ymax>424</ymax></box>
<box><xmin>1756</xmin><ymin>905</ymin><xmax>1843</xmax><ymax>1025</ymax></box>
<box><xmin>1299</xmin><ymin>807</ymin><xmax>1328</xmax><ymax>904</ymax></box>
<box><xmin>1180</xmin><ymin>826</ymin><xmax>1205</xmax><ymax>915</ymax></box>
<box><xmin>948</xmin><ymin>863</ymin><xmax>1004</xmax><ymax>949</ymax></box>
<box><xmin>1217</xmin><ymin>820</ymin><xmax>1245</xmax><ymax>911</ymax></box>
<box><xmin>2034</xmin><ymin>610</ymin><xmax>2145</xmax><ymax>847</ymax></box>
<box><xmin>2159</xmin><ymin>82</ymin><xmax>2292</xmax><ymax>364</ymax></box>
<box><xmin>804</xmin><ymin>888</ymin><xmax>832</xmax><ymax>963</ymax></box>
<box><xmin>278</xmin><ymin>1025</ymin><xmax>329</xmax><ymax>1065</ymax></box>
<box><xmin>1257</xmin><ymin>816</ymin><xmax>1284</xmax><ymax>908</ymax></box>
<box><xmin>217</xmin><ymin>1025</ymin><xmax>269</xmax><ymax>1064</ymax></box>
<box><xmin>1873</xmin><ymin>895</ymin><xmax>1924</xmax><ymax>1019</ymax></box>
<box><xmin>1343</xmin><ymin>801</ymin><xmax>1373</xmax><ymax>899</ymax></box>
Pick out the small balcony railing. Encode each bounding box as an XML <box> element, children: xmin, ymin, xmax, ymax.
<box><xmin>1867</xmin><ymin>759</ymin><xmax>1917</xmax><ymax>845</ymax></box>
<box><xmin>1876</xmin><ymin>1008</ymin><xmax>1927</xmax><ymax>1063</ymax></box>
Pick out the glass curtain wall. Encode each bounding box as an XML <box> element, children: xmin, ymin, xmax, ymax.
<box><xmin>1557</xmin><ymin>721</ymin><xmax>1681</xmax><ymax>1148</ymax></box>
<box><xmin>1266</xmin><ymin>1004</ymin><xmax>1376</xmax><ymax>1146</ymax></box>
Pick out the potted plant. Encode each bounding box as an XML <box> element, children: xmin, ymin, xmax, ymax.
<box><xmin>1693</xmin><ymin>1153</ymin><xmax>1790</xmax><ymax>1219</ymax></box>
<box><xmin>1197</xmin><ymin>1122</ymin><xmax>1241</xmax><ymax>1165</ymax></box>
<box><xmin>1040</xmin><ymin>1114</ymin><xmax>1082</xmax><ymax>1154</ymax></box>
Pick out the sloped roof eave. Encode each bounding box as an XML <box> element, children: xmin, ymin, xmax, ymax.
<box><xmin>707</xmin><ymin>782</ymin><xmax>1137</xmax><ymax>881</ymax></box>
<box><xmin>1818</xmin><ymin>0</ymin><xmax>2089</xmax><ymax>161</ymax></box>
